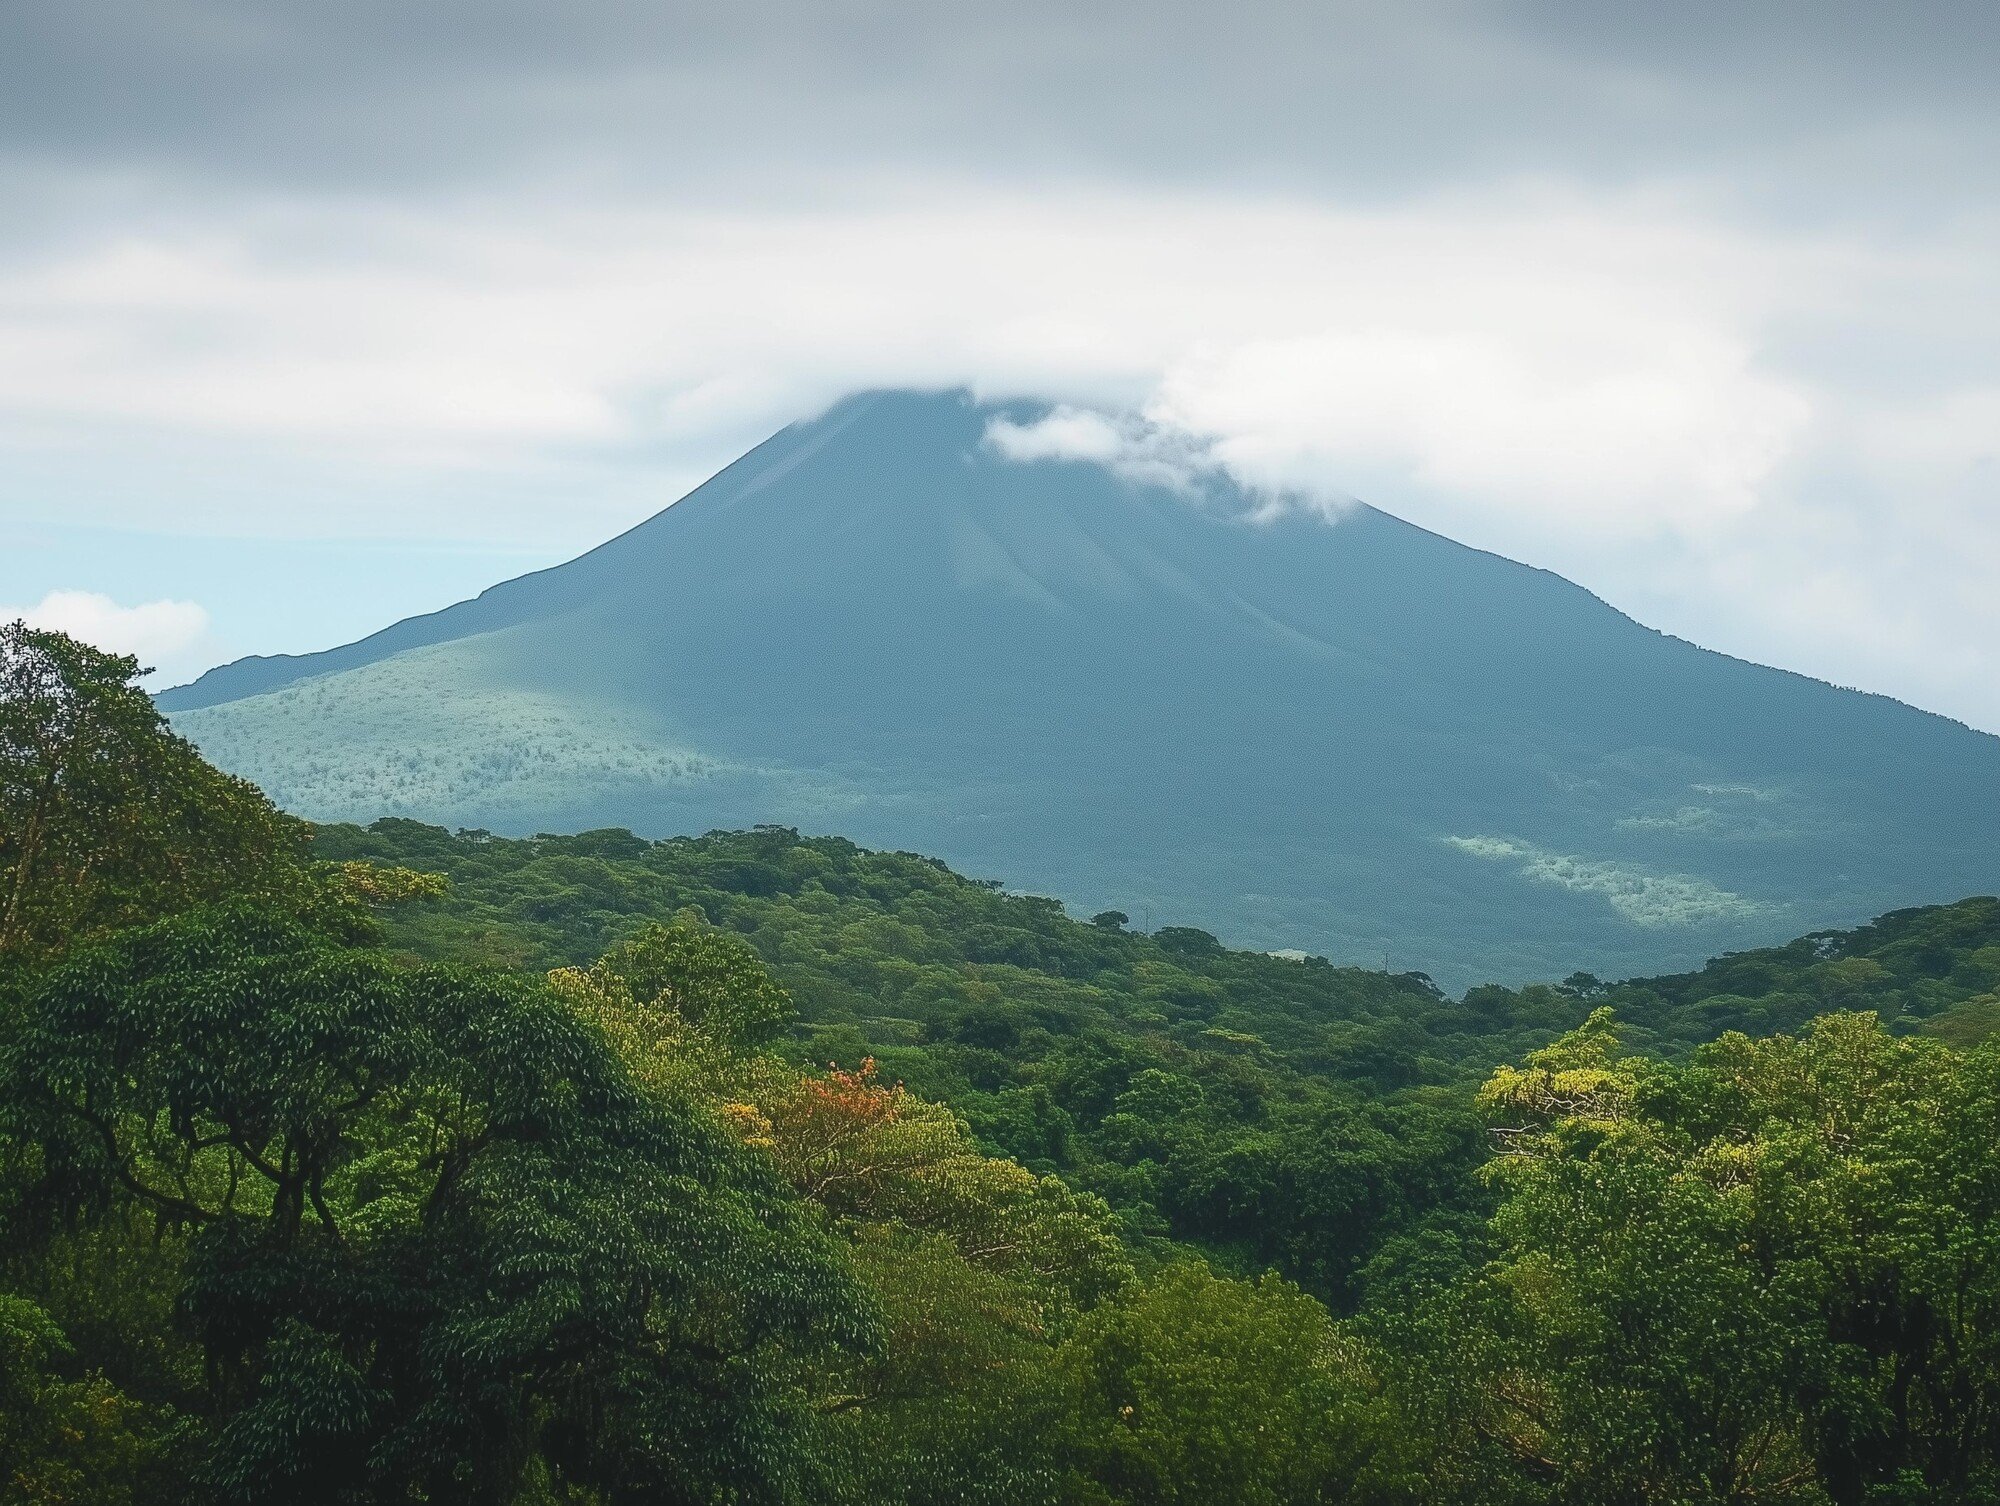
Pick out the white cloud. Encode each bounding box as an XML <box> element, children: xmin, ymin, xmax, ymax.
<box><xmin>985</xmin><ymin>408</ymin><xmax>1129</xmax><ymax>466</ymax></box>
<box><xmin>983</xmin><ymin>406</ymin><xmax>1248</xmax><ymax>498</ymax></box>
<box><xmin>0</xmin><ymin>180</ymin><xmax>1998</xmax><ymax>729</ymax></box>
<box><xmin>0</xmin><ymin>184</ymin><xmax>1831</xmax><ymax>520</ymax></box>
<box><xmin>1150</xmin><ymin>326</ymin><xmax>1811</xmax><ymax>540</ymax></box>
<box><xmin>8</xmin><ymin>590</ymin><xmax>210</xmax><ymax>671</ymax></box>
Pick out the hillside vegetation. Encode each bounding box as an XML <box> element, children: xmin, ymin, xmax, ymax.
<box><xmin>169</xmin><ymin>635</ymin><xmax>734</xmax><ymax>821</ymax></box>
<box><xmin>6</xmin><ymin>621</ymin><xmax>2000</xmax><ymax>1504</ymax></box>
<box><xmin>317</xmin><ymin>818</ymin><xmax>2000</xmax><ymax>1298</ymax></box>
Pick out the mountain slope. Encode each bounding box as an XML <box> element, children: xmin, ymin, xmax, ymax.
<box><xmin>162</xmin><ymin>389</ymin><xmax>2000</xmax><ymax>986</ymax></box>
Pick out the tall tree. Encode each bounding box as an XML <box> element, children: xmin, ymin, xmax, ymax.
<box><xmin>1058</xmin><ymin>1262</ymin><xmax>1406</xmax><ymax>1506</ymax></box>
<box><xmin>4</xmin><ymin>900</ymin><xmax>876</xmax><ymax>1503</ymax></box>
<box><xmin>0</xmin><ymin>624</ymin><xmax>305</xmax><ymax>969</ymax></box>
<box><xmin>1391</xmin><ymin>1011</ymin><xmax>2000</xmax><ymax>1506</ymax></box>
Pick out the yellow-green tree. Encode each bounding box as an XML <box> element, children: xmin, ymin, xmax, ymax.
<box><xmin>1394</xmin><ymin>1011</ymin><xmax>2000</xmax><ymax>1506</ymax></box>
<box><xmin>1058</xmin><ymin>1261</ymin><xmax>1406</xmax><ymax>1506</ymax></box>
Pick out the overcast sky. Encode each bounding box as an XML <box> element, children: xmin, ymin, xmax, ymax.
<box><xmin>3</xmin><ymin>0</ymin><xmax>1998</xmax><ymax>728</ymax></box>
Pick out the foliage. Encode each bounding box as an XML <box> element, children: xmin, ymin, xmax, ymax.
<box><xmin>6</xmin><ymin>629</ymin><xmax>2000</xmax><ymax>1503</ymax></box>
<box><xmin>742</xmin><ymin>1058</ymin><xmax>1132</xmax><ymax>1315</ymax></box>
<box><xmin>1384</xmin><ymin>1012</ymin><xmax>2000</xmax><ymax>1506</ymax></box>
<box><xmin>2</xmin><ymin>899</ymin><xmax>872</xmax><ymax>1503</ymax></box>
<box><xmin>592</xmin><ymin>912</ymin><xmax>797</xmax><ymax>1049</ymax></box>
<box><xmin>0</xmin><ymin>622</ymin><xmax>308</xmax><ymax>970</ymax></box>
<box><xmin>819</xmin><ymin>1227</ymin><xmax>1076</xmax><ymax>1505</ymax></box>
<box><xmin>1578</xmin><ymin>899</ymin><xmax>2000</xmax><ymax>1049</ymax></box>
<box><xmin>0</xmin><ymin>1291</ymin><xmax>182</xmax><ymax>1505</ymax></box>
<box><xmin>1057</xmin><ymin>1262</ymin><xmax>1408</xmax><ymax>1506</ymax></box>
<box><xmin>315</xmin><ymin>819</ymin><xmax>2000</xmax><ymax>1316</ymax></box>
<box><xmin>309</xmin><ymin>821</ymin><xmax>1540</xmax><ymax>1302</ymax></box>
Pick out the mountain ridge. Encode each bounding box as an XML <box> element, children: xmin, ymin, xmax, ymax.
<box><xmin>162</xmin><ymin>388</ymin><xmax>2000</xmax><ymax>987</ymax></box>
<box><xmin>161</xmin><ymin>391</ymin><xmax>1988</xmax><ymax>741</ymax></box>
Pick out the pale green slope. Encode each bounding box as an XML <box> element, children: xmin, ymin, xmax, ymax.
<box><xmin>173</xmin><ymin>632</ymin><xmax>734</xmax><ymax>826</ymax></box>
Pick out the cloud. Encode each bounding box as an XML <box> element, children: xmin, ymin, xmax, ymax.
<box><xmin>985</xmin><ymin>408</ymin><xmax>1130</xmax><ymax>466</ymax></box>
<box><xmin>987</xmin><ymin>287</ymin><xmax>1819</xmax><ymax>541</ymax></box>
<box><xmin>1150</xmin><ymin>326</ymin><xmax>1811</xmax><ymax>539</ymax></box>
<box><xmin>5</xmin><ymin>2</ymin><xmax>1996</xmax><ymax>220</ymax></box>
<box><xmin>0</xmin><ymin>185</ymin><xmax>1833</xmax><ymax>520</ymax></box>
<box><xmin>8</xmin><ymin>590</ymin><xmax>210</xmax><ymax>670</ymax></box>
<box><xmin>1</xmin><ymin>1</ymin><xmax>1998</xmax><ymax>730</ymax></box>
<box><xmin>983</xmin><ymin>406</ymin><xmax>1241</xmax><ymax>498</ymax></box>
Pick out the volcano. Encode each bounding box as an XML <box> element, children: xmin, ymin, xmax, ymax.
<box><xmin>161</xmin><ymin>389</ymin><xmax>2000</xmax><ymax>987</ymax></box>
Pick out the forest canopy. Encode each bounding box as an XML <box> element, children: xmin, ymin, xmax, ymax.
<box><xmin>2</xmin><ymin>625</ymin><xmax>1997</xmax><ymax>1505</ymax></box>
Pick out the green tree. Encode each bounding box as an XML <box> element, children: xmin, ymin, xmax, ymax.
<box><xmin>593</xmin><ymin>913</ymin><xmax>796</xmax><ymax>1049</ymax></box>
<box><xmin>0</xmin><ymin>1291</ymin><xmax>181</xmax><ymax>1505</ymax></box>
<box><xmin>1058</xmin><ymin>1262</ymin><xmax>1405</xmax><ymax>1506</ymax></box>
<box><xmin>0</xmin><ymin>623</ymin><xmax>306</xmax><ymax>970</ymax></box>
<box><xmin>3</xmin><ymin>900</ymin><xmax>874</xmax><ymax>1504</ymax></box>
<box><xmin>740</xmin><ymin>1058</ymin><xmax>1131</xmax><ymax>1317</ymax></box>
<box><xmin>821</xmin><ymin>1227</ymin><xmax>1074</xmax><ymax>1506</ymax></box>
<box><xmin>1671</xmin><ymin>1017</ymin><xmax>2000</xmax><ymax>1504</ymax></box>
<box><xmin>1393</xmin><ymin>1011</ymin><xmax>2000</xmax><ymax>1506</ymax></box>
